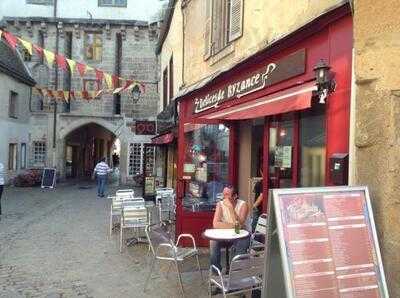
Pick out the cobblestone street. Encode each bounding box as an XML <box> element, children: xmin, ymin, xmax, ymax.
<box><xmin>0</xmin><ymin>183</ymin><xmax>208</xmax><ymax>298</ymax></box>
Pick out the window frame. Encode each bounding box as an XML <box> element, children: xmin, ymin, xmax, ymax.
<box><xmin>8</xmin><ymin>143</ymin><xmax>18</xmax><ymax>171</ymax></box>
<box><xmin>33</xmin><ymin>141</ymin><xmax>47</xmax><ymax>164</ymax></box>
<box><xmin>128</xmin><ymin>143</ymin><xmax>143</xmax><ymax>176</ymax></box>
<box><xmin>9</xmin><ymin>91</ymin><xmax>18</xmax><ymax>119</ymax></box>
<box><xmin>21</xmin><ymin>143</ymin><xmax>27</xmax><ymax>169</ymax></box>
<box><xmin>84</xmin><ymin>31</ymin><xmax>103</xmax><ymax>62</ymax></box>
<box><xmin>26</xmin><ymin>0</ymin><xmax>54</xmax><ymax>5</ymax></box>
<box><xmin>98</xmin><ymin>0</ymin><xmax>127</xmax><ymax>8</ymax></box>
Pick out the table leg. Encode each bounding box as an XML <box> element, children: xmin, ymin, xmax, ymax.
<box><xmin>225</xmin><ymin>245</ymin><xmax>230</xmax><ymax>274</ymax></box>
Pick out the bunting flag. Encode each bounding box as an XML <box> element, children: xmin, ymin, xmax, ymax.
<box><xmin>3</xmin><ymin>31</ymin><xmax>18</xmax><ymax>49</ymax></box>
<box><xmin>43</xmin><ymin>49</ymin><xmax>55</xmax><ymax>66</ymax></box>
<box><xmin>76</xmin><ymin>63</ymin><xmax>87</xmax><ymax>77</ymax></box>
<box><xmin>104</xmin><ymin>73</ymin><xmax>113</xmax><ymax>89</ymax></box>
<box><xmin>33</xmin><ymin>44</ymin><xmax>43</xmax><ymax>57</ymax></box>
<box><xmin>66</xmin><ymin>59</ymin><xmax>76</xmax><ymax>73</ymax></box>
<box><xmin>95</xmin><ymin>69</ymin><xmax>104</xmax><ymax>82</ymax></box>
<box><xmin>56</xmin><ymin>54</ymin><xmax>67</xmax><ymax>71</ymax></box>
<box><xmin>18</xmin><ymin>38</ymin><xmax>33</xmax><ymax>55</ymax></box>
<box><xmin>1</xmin><ymin>29</ymin><xmax>147</xmax><ymax>101</ymax></box>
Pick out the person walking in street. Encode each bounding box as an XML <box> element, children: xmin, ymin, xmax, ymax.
<box><xmin>93</xmin><ymin>158</ymin><xmax>112</xmax><ymax>198</ymax></box>
<box><xmin>0</xmin><ymin>162</ymin><xmax>5</xmax><ymax>219</ymax></box>
<box><xmin>251</xmin><ymin>168</ymin><xmax>263</xmax><ymax>232</ymax></box>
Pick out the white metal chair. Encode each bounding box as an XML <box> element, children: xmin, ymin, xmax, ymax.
<box><xmin>249</xmin><ymin>213</ymin><xmax>268</xmax><ymax>252</ymax></box>
<box><xmin>116</xmin><ymin>189</ymin><xmax>135</xmax><ymax>200</ymax></box>
<box><xmin>209</xmin><ymin>253</ymin><xmax>264</xmax><ymax>297</ymax></box>
<box><xmin>119</xmin><ymin>202</ymin><xmax>149</xmax><ymax>253</ymax></box>
<box><xmin>156</xmin><ymin>188</ymin><xmax>176</xmax><ymax>224</ymax></box>
<box><xmin>144</xmin><ymin>224</ymin><xmax>203</xmax><ymax>296</ymax></box>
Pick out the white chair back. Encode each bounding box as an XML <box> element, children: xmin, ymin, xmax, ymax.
<box><xmin>122</xmin><ymin>205</ymin><xmax>148</xmax><ymax>226</ymax></box>
<box><xmin>255</xmin><ymin>213</ymin><xmax>268</xmax><ymax>235</ymax></box>
<box><xmin>122</xmin><ymin>197</ymin><xmax>145</xmax><ymax>208</ymax></box>
<box><xmin>116</xmin><ymin>189</ymin><xmax>134</xmax><ymax>201</ymax></box>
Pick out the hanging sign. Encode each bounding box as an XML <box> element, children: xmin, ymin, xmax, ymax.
<box><xmin>135</xmin><ymin>121</ymin><xmax>156</xmax><ymax>135</ymax></box>
<box><xmin>193</xmin><ymin>49</ymin><xmax>306</xmax><ymax>114</ymax></box>
<box><xmin>264</xmin><ymin>186</ymin><xmax>389</xmax><ymax>298</ymax></box>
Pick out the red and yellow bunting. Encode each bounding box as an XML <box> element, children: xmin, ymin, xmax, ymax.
<box><xmin>0</xmin><ymin>29</ymin><xmax>145</xmax><ymax>96</ymax></box>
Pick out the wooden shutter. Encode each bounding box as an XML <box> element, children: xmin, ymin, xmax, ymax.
<box><xmin>212</xmin><ymin>0</ymin><xmax>225</xmax><ymax>53</ymax></box>
<box><xmin>228</xmin><ymin>0</ymin><xmax>243</xmax><ymax>42</ymax></box>
<box><xmin>204</xmin><ymin>0</ymin><xmax>212</xmax><ymax>59</ymax></box>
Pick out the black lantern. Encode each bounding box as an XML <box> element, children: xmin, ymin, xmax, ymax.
<box><xmin>130</xmin><ymin>85</ymin><xmax>141</xmax><ymax>103</ymax></box>
<box><xmin>314</xmin><ymin>59</ymin><xmax>331</xmax><ymax>85</ymax></box>
<box><xmin>313</xmin><ymin>59</ymin><xmax>335</xmax><ymax>104</ymax></box>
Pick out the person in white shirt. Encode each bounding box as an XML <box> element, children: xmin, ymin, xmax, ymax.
<box><xmin>0</xmin><ymin>162</ymin><xmax>5</xmax><ymax>218</ymax></box>
<box><xmin>93</xmin><ymin>158</ymin><xmax>112</xmax><ymax>198</ymax></box>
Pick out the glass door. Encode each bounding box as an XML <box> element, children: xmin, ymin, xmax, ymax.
<box><xmin>268</xmin><ymin>114</ymin><xmax>296</xmax><ymax>189</ymax></box>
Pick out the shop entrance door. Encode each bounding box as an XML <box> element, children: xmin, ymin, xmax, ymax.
<box><xmin>268</xmin><ymin>114</ymin><xmax>297</xmax><ymax>189</ymax></box>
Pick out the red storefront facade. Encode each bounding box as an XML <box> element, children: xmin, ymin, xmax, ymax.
<box><xmin>176</xmin><ymin>5</ymin><xmax>353</xmax><ymax>246</ymax></box>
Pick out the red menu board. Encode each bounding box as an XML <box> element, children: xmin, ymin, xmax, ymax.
<box><xmin>272</xmin><ymin>187</ymin><xmax>388</xmax><ymax>298</ymax></box>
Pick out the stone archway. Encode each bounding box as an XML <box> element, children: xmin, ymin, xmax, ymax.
<box><xmin>57</xmin><ymin>117</ymin><xmax>124</xmax><ymax>180</ymax></box>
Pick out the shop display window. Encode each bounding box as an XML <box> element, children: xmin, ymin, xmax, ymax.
<box><xmin>183</xmin><ymin>123</ymin><xmax>230</xmax><ymax>212</ymax></box>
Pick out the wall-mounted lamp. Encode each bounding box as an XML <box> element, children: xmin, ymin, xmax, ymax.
<box><xmin>313</xmin><ymin>59</ymin><xmax>336</xmax><ymax>104</ymax></box>
<box><xmin>130</xmin><ymin>85</ymin><xmax>142</xmax><ymax>103</ymax></box>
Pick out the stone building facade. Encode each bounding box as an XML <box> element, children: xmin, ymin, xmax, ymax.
<box><xmin>352</xmin><ymin>0</ymin><xmax>400</xmax><ymax>295</ymax></box>
<box><xmin>1</xmin><ymin>14</ymin><xmax>160</xmax><ymax>183</ymax></box>
<box><xmin>0</xmin><ymin>39</ymin><xmax>36</xmax><ymax>184</ymax></box>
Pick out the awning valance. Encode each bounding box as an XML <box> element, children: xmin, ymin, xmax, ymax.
<box><xmin>151</xmin><ymin>132</ymin><xmax>175</xmax><ymax>145</ymax></box>
<box><xmin>201</xmin><ymin>82</ymin><xmax>317</xmax><ymax>120</ymax></box>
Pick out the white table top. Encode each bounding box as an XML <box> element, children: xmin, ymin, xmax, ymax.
<box><xmin>203</xmin><ymin>229</ymin><xmax>249</xmax><ymax>241</ymax></box>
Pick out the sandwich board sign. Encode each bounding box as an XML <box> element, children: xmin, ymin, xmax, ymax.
<box><xmin>41</xmin><ymin>168</ymin><xmax>56</xmax><ymax>189</ymax></box>
<box><xmin>263</xmin><ymin>186</ymin><xmax>389</xmax><ymax>298</ymax></box>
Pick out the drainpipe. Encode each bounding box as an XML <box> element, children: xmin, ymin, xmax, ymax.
<box><xmin>181</xmin><ymin>0</ymin><xmax>186</xmax><ymax>87</ymax></box>
<box><xmin>52</xmin><ymin>0</ymin><xmax>59</xmax><ymax>167</ymax></box>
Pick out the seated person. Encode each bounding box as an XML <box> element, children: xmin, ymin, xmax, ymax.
<box><xmin>210</xmin><ymin>186</ymin><xmax>249</xmax><ymax>272</ymax></box>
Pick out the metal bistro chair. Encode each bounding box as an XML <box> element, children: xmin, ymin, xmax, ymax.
<box><xmin>156</xmin><ymin>188</ymin><xmax>176</xmax><ymax>225</ymax></box>
<box><xmin>109</xmin><ymin>190</ymin><xmax>138</xmax><ymax>237</ymax></box>
<box><xmin>119</xmin><ymin>200</ymin><xmax>149</xmax><ymax>253</ymax></box>
<box><xmin>209</xmin><ymin>253</ymin><xmax>264</xmax><ymax>298</ymax></box>
<box><xmin>249</xmin><ymin>213</ymin><xmax>268</xmax><ymax>253</ymax></box>
<box><xmin>144</xmin><ymin>224</ymin><xmax>203</xmax><ymax>296</ymax></box>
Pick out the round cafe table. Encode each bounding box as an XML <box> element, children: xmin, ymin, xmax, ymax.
<box><xmin>203</xmin><ymin>228</ymin><xmax>250</xmax><ymax>272</ymax></box>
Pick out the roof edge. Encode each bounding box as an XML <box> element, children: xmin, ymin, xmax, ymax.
<box><xmin>155</xmin><ymin>0</ymin><xmax>177</xmax><ymax>55</ymax></box>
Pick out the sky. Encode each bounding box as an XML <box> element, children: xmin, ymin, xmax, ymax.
<box><xmin>131</xmin><ymin>0</ymin><xmax>166</xmax><ymax>21</ymax></box>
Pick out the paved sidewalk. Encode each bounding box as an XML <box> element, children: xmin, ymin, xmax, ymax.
<box><xmin>0</xmin><ymin>183</ymin><xmax>208</xmax><ymax>298</ymax></box>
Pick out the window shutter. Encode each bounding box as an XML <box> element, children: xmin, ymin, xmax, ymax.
<box><xmin>212</xmin><ymin>0</ymin><xmax>224</xmax><ymax>53</ymax></box>
<box><xmin>228</xmin><ymin>0</ymin><xmax>243</xmax><ymax>42</ymax></box>
<box><xmin>204</xmin><ymin>0</ymin><xmax>212</xmax><ymax>59</ymax></box>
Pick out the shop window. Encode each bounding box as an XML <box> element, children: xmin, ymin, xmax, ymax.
<box><xmin>84</xmin><ymin>32</ymin><xmax>103</xmax><ymax>61</ymax></box>
<box><xmin>299</xmin><ymin>107</ymin><xmax>326</xmax><ymax>187</ymax></box>
<box><xmin>98</xmin><ymin>0</ymin><xmax>127</xmax><ymax>7</ymax></box>
<box><xmin>9</xmin><ymin>91</ymin><xmax>18</xmax><ymax>119</ymax></box>
<box><xmin>33</xmin><ymin>141</ymin><xmax>46</xmax><ymax>164</ymax></box>
<box><xmin>129</xmin><ymin>143</ymin><xmax>142</xmax><ymax>176</ymax></box>
<box><xmin>21</xmin><ymin>143</ymin><xmax>27</xmax><ymax>169</ymax></box>
<box><xmin>183</xmin><ymin>124</ymin><xmax>230</xmax><ymax>212</ymax></box>
<box><xmin>204</xmin><ymin>0</ymin><xmax>243</xmax><ymax>59</ymax></box>
<box><xmin>8</xmin><ymin>144</ymin><xmax>18</xmax><ymax>171</ymax></box>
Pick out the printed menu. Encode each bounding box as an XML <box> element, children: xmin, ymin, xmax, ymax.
<box><xmin>273</xmin><ymin>188</ymin><xmax>388</xmax><ymax>298</ymax></box>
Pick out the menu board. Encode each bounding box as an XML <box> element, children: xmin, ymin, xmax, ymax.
<box><xmin>271</xmin><ymin>186</ymin><xmax>388</xmax><ymax>298</ymax></box>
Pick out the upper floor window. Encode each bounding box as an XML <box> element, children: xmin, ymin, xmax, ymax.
<box><xmin>162</xmin><ymin>67</ymin><xmax>168</xmax><ymax>109</ymax></box>
<box><xmin>26</xmin><ymin>0</ymin><xmax>53</xmax><ymax>5</ymax></box>
<box><xmin>84</xmin><ymin>32</ymin><xmax>103</xmax><ymax>61</ymax></box>
<box><xmin>98</xmin><ymin>0</ymin><xmax>127</xmax><ymax>7</ymax></box>
<box><xmin>9</xmin><ymin>91</ymin><xmax>18</xmax><ymax>119</ymax></box>
<box><xmin>204</xmin><ymin>0</ymin><xmax>244</xmax><ymax>59</ymax></box>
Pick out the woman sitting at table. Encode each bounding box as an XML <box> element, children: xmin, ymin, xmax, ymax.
<box><xmin>210</xmin><ymin>185</ymin><xmax>250</xmax><ymax>272</ymax></box>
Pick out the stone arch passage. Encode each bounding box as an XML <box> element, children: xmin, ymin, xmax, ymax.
<box><xmin>62</xmin><ymin>122</ymin><xmax>119</xmax><ymax>179</ymax></box>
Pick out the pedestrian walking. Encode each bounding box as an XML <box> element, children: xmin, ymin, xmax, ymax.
<box><xmin>0</xmin><ymin>162</ymin><xmax>5</xmax><ymax>219</ymax></box>
<box><xmin>93</xmin><ymin>158</ymin><xmax>112</xmax><ymax>198</ymax></box>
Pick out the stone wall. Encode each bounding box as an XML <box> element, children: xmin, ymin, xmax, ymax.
<box><xmin>353</xmin><ymin>0</ymin><xmax>400</xmax><ymax>295</ymax></box>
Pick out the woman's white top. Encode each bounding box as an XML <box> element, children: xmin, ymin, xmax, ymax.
<box><xmin>218</xmin><ymin>199</ymin><xmax>251</xmax><ymax>231</ymax></box>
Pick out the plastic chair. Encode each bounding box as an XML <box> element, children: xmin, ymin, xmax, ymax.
<box><xmin>209</xmin><ymin>253</ymin><xmax>264</xmax><ymax>297</ymax></box>
<box><xmin>144</xmin><ymin>224</ymin><xmax>203</xmax><ymax>296</ymax></box>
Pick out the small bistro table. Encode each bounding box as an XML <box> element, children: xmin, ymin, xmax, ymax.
<box><xmin>203</xmin><ymin>228</ymin><xmax>250</xmax><ymax>272</ymax></box>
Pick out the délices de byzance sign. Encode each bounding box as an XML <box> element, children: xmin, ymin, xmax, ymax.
<box><xmin>193</xmin><ymin>49</ymin><xmax>306</xmax><ymax>114</ymax></box>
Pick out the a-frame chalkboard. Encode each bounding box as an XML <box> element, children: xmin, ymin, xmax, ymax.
<box><xmin>41</xmin><ymin>168</ymin><xmax>56</xmax><ymax>189</ymax></box>
<box><xmin>263</xmin><ymin>186</ymin><xmax>389</xmax><ymax>298</ymax></box>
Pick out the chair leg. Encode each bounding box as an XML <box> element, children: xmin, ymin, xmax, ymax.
<box><xmin>175</xmin><ymin>261</ymin><xmax>184</xmax><ymax>297</ymax></box>
<box><xmin>144</xmin><ymin>257</ymin><xmax>157</xmax><ymax>292</ymax></box>
<box><xmin>109</xmin><ymin>214</ymin><xmax>113</xmax><ymax>238</ymax></box>
<box><xmin>195</xmin><ymin>254</ymin><xmax>204</xmax><ymax>281</ymax></box>
<box><xmin>119</xmin><ymin>226</ymin><xmax>123</xmax><ymax>253</ymax></box>
<box><xmin>165</xmin><ymin>261</ymin><xmax>173</xmax><ymax>279</ymax></box>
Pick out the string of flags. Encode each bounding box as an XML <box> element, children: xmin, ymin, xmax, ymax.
<box><xmin>0</xmin><ymin>29</ymin><xmax>145</xmax><ymax>101</ymax></box>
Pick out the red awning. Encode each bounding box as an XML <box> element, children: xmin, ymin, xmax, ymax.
<box><xmin>202</xmin><ymin>82</ymin><xmax>317</xmax><ymax>120</ymax></box>
<box><xmin>152</xmin><ymin>132</ymin><xmax>175</xmax><ymax>145</ymax></box>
